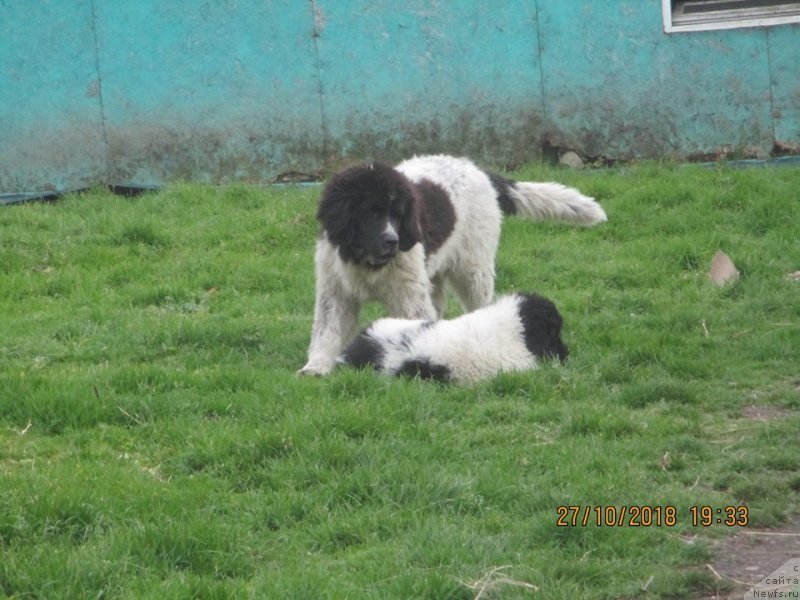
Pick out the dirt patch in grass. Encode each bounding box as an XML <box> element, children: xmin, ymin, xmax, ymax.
<box><xmin>740</xmin><ymin>404</ymin><xmax>792</xmax><ymax>422</ymax></box>
<box><xmin>702</xmin><ymin>403</ymin><xmax>799</xmax><ymax>599</ymax></box>
<box><xmin>704</xmin><ymin>516</ymin><xmax>800</xmax><ymax>598</ymax></box>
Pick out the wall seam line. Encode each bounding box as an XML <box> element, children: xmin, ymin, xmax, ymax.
<box><xmin>310</xmin><ymin>0</ymin><xmax>330</xmax><ymax>169</ymax></box>
<box><xmin>89</xmin><ymin>0</ymin><xmax>111</xmax><ymax>186</ymax></box>
<box><xmin>533</xmin><ymin>0</ymin><xmax>548</xmax><ymax>133</ymax></box>
<box><xmin>765</xmin><ymin>27</ymin><xmax>778</xmax><ymax>147</ymax></box>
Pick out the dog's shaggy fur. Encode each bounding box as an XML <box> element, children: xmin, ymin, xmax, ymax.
<box><xmin>299</xmin><ymin>154</ymin><xmax>605</xmax><ymax>376</ymax></box>
<box><xmin>339</xmin><ymin>292</ymin><xmax>568</xmax><ymax>383</ymax></box>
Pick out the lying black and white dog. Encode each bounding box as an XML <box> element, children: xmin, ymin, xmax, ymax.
<box><xmin>338</xmin><ymin>292</ymin><xmax>568</xmax><ymax>383</ymax></box>
<box><xmin>299</xmin><ymin>154</ymin><xmax>605</xmax><ymax>376</ymax></box>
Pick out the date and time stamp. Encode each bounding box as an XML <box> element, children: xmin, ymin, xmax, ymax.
<box><xmin>556</xmin><ymin>504</ymin><xmax>749</xmax><ymax>527</ymax></box>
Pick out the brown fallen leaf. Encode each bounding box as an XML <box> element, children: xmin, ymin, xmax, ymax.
<box><xmin>659</xmin><ymin>451</ymin><xmax>671</xmax><ymax>471</ymax></box>
<box><xmin>709</xmin><ymin>250</ymin><xmax>739</xmax><ymax>286</ymax></box>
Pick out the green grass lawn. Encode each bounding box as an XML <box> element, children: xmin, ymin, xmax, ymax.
<box><xmin>1</xmin><ymin>162</ymin><xmax>798</xmax><ymax>599</ymax></box>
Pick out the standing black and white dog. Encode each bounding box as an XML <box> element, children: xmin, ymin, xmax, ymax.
<box><xmin>339</xmin><ymin>292</ymin><xmax>569</xmax><ymax>384</ymax></box>
<box><xmin>299</xmin><ymin>154</ymin><xmax>605</xmax><ymax>376</ymax></box>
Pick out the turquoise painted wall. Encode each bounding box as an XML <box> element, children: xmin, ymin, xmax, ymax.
<box><xmin>1</xmin><ymin>1</ymin><xmax>798</xmax><ymax>195</ymax></box>
<box><xmin>1</xmin><ymin>1</ymin><xmax>106</xmax><ymax>194</ymax></box>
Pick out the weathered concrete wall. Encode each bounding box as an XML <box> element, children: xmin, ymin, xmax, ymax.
<box><xmin>1</xmin><ymin>0</ymin><xmax>798</xmax><ymax>195</ymax></box>
<box><xmin>0</xmin><ymin>1</ymin><xmax>106</xmax><ymax>193</ymax></box>
<box><xmin>769</xmin><ymin>26</ymin><xmax>800</xmax><ymax>146</ymax></box>
<box><xmin>94</xmin><ymin>0</ymin><xmax>324</xmax><ymax>187</ymax></box>
<box><xmin>538</xmin><ymin>2</ymin><xmax>777</xmax><ymax>158</ymax></box>
<box><xmin>314</xmin><ymin>1</ymin><xmax>544</xmax><ymax>167</ymax></box>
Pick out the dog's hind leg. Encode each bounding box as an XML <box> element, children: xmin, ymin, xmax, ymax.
<box><xmin>447</xmin><ymin>266</ymin><xmax>495</xmax><ymax>313</ymax></box>
<box><xmin>384</xmin><ymin>284</ymin><xmax>438</xmax><ymax>321</ymax></box>
<box><xmin>430</xmin><ymin>275</ymin><xmax>447</xmax><ymax>318</ymax></box>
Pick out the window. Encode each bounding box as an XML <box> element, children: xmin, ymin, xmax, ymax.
<box><xmin>663</xmin><ymin>0</ymin><xmax>800</xmax><ymax>32</ymax></box>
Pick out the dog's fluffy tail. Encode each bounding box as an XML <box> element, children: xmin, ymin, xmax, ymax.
<box><xmin>501</xmin><ymin>179</ymin><xmax>607</xmax><ymax>226</ymax></box>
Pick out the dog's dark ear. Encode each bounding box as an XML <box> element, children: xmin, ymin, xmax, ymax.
<box><xmin>397</xmin><ymin>191</ymin><xmax>421</xmax><ymax>251</ymax></box>
<box><xmin>517</xmin><ymin>293</ymin><xmax>569</xmax><ymax>362</ymax></box>
<box><xmin>318</xmin><ymin>181</ymin><xmax>349</xmax><ymax>243</ymax></box>
<box><xmin>317</xmin><ymin>170</ymin><xmax>359</xmax><ymax>261</ymax></box>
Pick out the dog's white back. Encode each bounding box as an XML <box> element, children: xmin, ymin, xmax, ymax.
<box><xmin>339</xmin><ymin>293</ymin><xmax>568</xmax><ymax>384</ymax></box>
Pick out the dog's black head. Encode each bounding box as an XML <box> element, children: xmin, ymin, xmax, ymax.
<box><xmin>516</xmin><ymin>293</ymin><xmax>569</xmax><ymax>363</ymax></box>
<box><xmin>317</xmin><ymin>163</ymin><xmax>421</xmax><ymax>268</ymax></box>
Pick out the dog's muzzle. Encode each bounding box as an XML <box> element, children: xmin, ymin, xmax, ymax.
<box><xmin>379</xmin><ymin>229</ymin><xmax>399</xmax><ymax>255</ymax></box>
<box><xmin>365</xmin><ymin>229</ymin><xmax>399</xmax><ymax>268</ymax></box>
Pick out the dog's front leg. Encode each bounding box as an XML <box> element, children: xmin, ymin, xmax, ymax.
<box><xmin>299</xmin><ymin>290</ymin><xmax>360</xmax><ymax>376</ymax></box>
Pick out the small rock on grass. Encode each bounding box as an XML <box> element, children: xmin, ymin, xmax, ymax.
<box><xmin>709</xmin><ymin>250</ymin><xmax>739</xmax><ymax>286</ymax></box>
<box><xmin>559</xmin><ymin>151</ymin><xmax>584</xmax><ymax>169</ymax></box>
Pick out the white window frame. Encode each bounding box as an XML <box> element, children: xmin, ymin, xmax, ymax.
<box><xmin>663</xmin><ymin>0</ymin><xmax>800</xmax><ymax>33</ymax></box>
